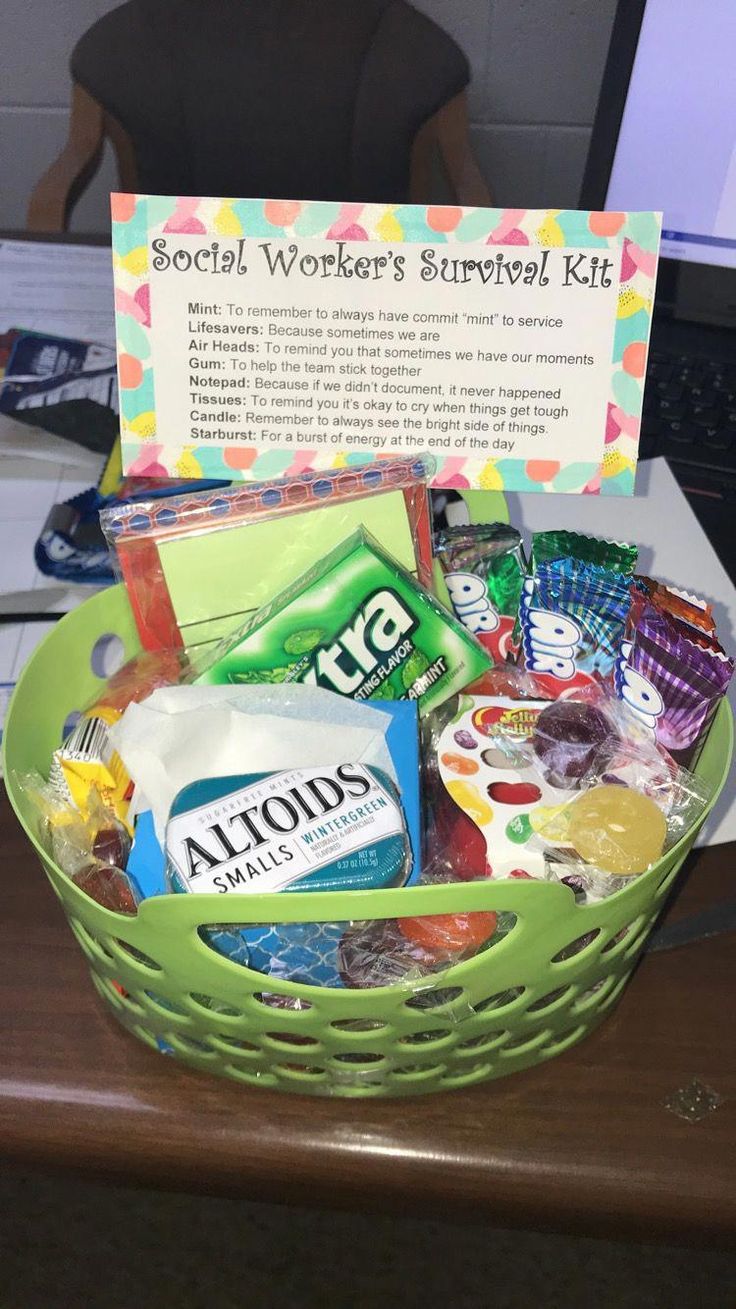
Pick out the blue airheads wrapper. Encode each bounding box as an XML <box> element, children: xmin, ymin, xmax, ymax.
<box><xmin>165</xmin><ymin>764</ymin><xmax>411</xmax><ymax>896</ymax></box>
<box><xmin>519</xmin><ymin>557</ymin><xmax>631</xmax><ymax>694</ymax></box>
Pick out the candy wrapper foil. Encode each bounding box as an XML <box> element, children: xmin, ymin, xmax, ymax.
<box><xmin>617</xmin><ymin>602</ymin><xmax>733</xmax><ymax>764</ymax></box>
<box><xmin>434</xmin><ymin>523</ymin><xmax>526</xmax><ymax>662</ymax></box>
<box><xmin>531</xmin><ymin>530</ymin><xmax>637</xmax><ymax>577</ymax></box>
<box><xmin>636</xmin><ymin>576</ymin><xmax>716</xmax><ymax>635</ymax></box>
<box><xmin>520</xmin><ymin>557</ymin><xmax>632</xmax><ymax>690</ymax></box>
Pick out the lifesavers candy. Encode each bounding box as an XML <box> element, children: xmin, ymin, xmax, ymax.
<box><xmin>72</xmin><ymin>863</ymin><xmax>140</xmax><ymax>914</ymax></box>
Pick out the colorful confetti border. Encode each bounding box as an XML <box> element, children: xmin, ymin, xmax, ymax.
<box><xmin>111</xmin><ymin>196</ymin><xmax>661</xmax><ymax>495</ymax></box>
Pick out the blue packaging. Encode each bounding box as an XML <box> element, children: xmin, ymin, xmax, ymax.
<box><xmin>164</xmin><ymin>763</ymin><xmax>413</xmax><ymax>988</ymax></box>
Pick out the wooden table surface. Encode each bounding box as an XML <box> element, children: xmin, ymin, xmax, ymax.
<box><xmin>1</xmin><ymin>791</ymin><xmax>734</xmax><ymax>1246</ymax></box>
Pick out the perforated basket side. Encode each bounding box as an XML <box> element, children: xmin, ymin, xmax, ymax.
<box><xmin>5</xmin><ymin>585</ymin><xmax>734</xmax><ymax>1098</ymax></box>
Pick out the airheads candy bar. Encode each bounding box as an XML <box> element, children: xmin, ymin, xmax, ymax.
<box><xmin>615</xmin><ymin>601</ymin><xmax>733</xmax><ymax>765</ymax></box>
<box><xmin>519</xmin><ymin>557</ymin><xmax>631</xmax><ymax>698</ymax></box>
<box><xmin>197</xmin><ymin>529</ymin><xmax>492</xmax><ymax>716</ymax></box>
<box><xmin>166</xmin><ymin>764</ymin><xmax>411</xmax><ymax>896</ymax></box>
<box><xmin>434</xmin><ymin>523</ymin><xmax>525</xmax><ymax>663</ymax></box>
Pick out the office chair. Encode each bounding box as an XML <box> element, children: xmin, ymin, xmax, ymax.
<box><xmin>28</xmin><ymin>0</ymin><xmax>491</xmax><ymax>230</ymax></box>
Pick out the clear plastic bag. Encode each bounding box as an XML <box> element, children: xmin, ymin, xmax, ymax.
<box><xmin>99</xmin><ymin>455</ymin><xmax>436</xmax><ymax>652</ymax></box>
<box><xmin>530</xmin><ymin>727</ymin><xmax>713</xmax><ymax>901</ymax></box>
<box><xmin>14</xmin><ymin>770</ymin><xmax>140</xmax><ymax>915</ymax></box>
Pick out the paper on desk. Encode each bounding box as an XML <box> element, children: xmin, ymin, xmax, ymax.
<box><xmin>0</xmin><ymin>413</ymin><xmax>104</xmax><ymax>469</ymax></box>
<box><xmin>0</xmin><ymin>239</ymin><xmax>115</xmax><ymax>347</ymax></box>
<box><xmin>505</xmin><ymin>457</ymin><xmax>736</xmax><ymax>847</ymax></box>
<box><xmin>110</xmin><ymin>684</ymin><xmax>398</xmax><ymax>843</ymax></box>
<box><xmin>0</xmin><ymin>452</ymin><xmax>106</xmax><ymax>755</ymax></box>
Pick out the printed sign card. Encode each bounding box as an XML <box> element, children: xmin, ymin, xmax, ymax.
<box><xmin>111</xmin><ymin>196</ymin><xmax>661</xmax><ymax>494</ymax></box>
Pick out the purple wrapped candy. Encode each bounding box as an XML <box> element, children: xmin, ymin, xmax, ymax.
<box><xmin>616</xmin><ymin>602</ymin><xmax>733</xmax><ymax>765</ymax></box>
<box><xmin>339</xmin><ymin>919</ymin><xmax>436</xmax><ymax>988</ymax></box>
<box><xmin>532</xmin><ymin>700</ymin><xmax>618</xmax><ymax>789</ymax></box>
<box><xmin>454</xmin><ymin>729</ymin><xmax>478</xmax><ymax>751</ymax></box>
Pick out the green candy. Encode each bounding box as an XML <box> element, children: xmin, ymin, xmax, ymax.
<box><xmin>434</xmin><ymin>523</ymin><xmax>526</xmax><ymax>626</ymax></box>
<box><xmin>283</xmin><ymin>627</ymin><xmax>325</xmax><ymax>656</ymax></box>
<box><xmin>506</xmin><ymin>814</ymin><xmax>533</xmax><ymax>845</ymax></box>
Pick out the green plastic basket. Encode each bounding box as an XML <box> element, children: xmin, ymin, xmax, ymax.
<box><xmin>3</xmin><ymin>585</ymin><xmax>733</xmax><ymax>1098</ymax></box>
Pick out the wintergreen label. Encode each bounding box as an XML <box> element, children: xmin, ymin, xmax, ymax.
<box><xmin>166</xmin><ymin>764</ymin><xmax>404</xmax><ymax>895</ymax></box>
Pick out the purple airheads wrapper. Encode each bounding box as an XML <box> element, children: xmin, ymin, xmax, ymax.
<box><xmin>615</xmin><ymin>602</ymin><xmax>734</xmax><ymax>764</ymax></box>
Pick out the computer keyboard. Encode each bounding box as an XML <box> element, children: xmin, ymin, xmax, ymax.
<box><xmin>640</xmin><ymin>349</ymin><xmax>736</xmax><ymax>479</ymax></box>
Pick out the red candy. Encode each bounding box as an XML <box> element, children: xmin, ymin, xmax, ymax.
<box><xmin>432</xmin><ymin>786</ymin><xmax>489</xmax><ymax>880</ymax></box>
<box><xmin>72</xmin><ymin>863</ymin><xmax>140</xmax><ymax>915</ymax></box>
<box><xmin>486</xmin><ymin>781</ymin><xmax>542</xmax><ymax>805</ymax></box>
<box><xmin>92</xmin><ymin>824</ymin><xmax>132</xmax><ymax>869</ymax></box>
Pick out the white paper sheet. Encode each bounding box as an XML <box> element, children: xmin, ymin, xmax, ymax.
<box><xmin>0</xmin><ymin>239</ymin><xmax>116</xmax><ymax>346</ymax></box>
<box><xmin>110</xmin><ymin>685</ymin><xmax>398</xmax><ymax>843</ymax></box>
<box><xmin>0</xmin><ymin>240</ymin><xmax>113</xmax><ymax>748</ymax></box>
<box><xmin>505</xmin><ymin>457</ymin><xmax>736</xmax><ymax>846</ymax></box>
<box><xmin>0</xmin><ymin>454</ymin><xmax>104</xmax><ymax>754</ymax></box>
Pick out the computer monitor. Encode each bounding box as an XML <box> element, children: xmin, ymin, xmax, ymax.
<box><xmin>581</xmin><ymin>0</ymin><xmax>736</xmax><ymax>313</ymax></box>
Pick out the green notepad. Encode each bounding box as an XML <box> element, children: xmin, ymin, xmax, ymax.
<box><xmin>158</xmin><ymin>489</ymin><xmax>417</xmax><ymax>649</ymax></box>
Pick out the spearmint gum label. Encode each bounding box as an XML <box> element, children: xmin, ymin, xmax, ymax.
<box><xmin>198</xmin><ymin>530</ymin><xmax>492</xmax><ymax>716</ymax></box>
<box><xmin>166</xmin><ymin>763</ymin><xmax>408</xmax><ymax>894</ymax></box>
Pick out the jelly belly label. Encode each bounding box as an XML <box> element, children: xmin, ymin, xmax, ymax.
<box><xmin>437</xmin><ymin>697</ymin><xmax>576</xmax><ymax>881</ymax></box>
<box><xmin>198</xmin><ymin>529</ymin><xmax>492</xmax><ymax>716</ymax></box>
<box><xmin>166</xmin><ymin>764</ymin><xmax>406</xmax><ymax>894</ymax></box>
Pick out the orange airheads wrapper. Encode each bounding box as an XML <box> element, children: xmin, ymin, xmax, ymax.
<box><xmin>637</xmin><ymin>576</ymin><xmax>716</xmax><ymax>635</ymax></box>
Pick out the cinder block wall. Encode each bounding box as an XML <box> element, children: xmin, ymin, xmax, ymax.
<box><xmin>0</xmin><ymin>0</ymin><xmax>617</xmax><ymax>231</ymax></box>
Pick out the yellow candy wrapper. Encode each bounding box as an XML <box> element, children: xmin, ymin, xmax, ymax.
<box><xmin>49</xmin><ymin>710</ymin><xmax>133</xmax><ymax>833</ymax></box>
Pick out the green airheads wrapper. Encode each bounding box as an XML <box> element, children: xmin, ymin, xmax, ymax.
<box><xmin>434</xmin><ymin>523</ymin><xmax>526</xmax><ymax>663</ymax></box>
<box><xmin>198</xmin><ymin>529</ymin><xmax>492</xmax><ymax>715</ymax></box>
<box><xmin>530</xmin><ymin>530</ymin><xmax>638</xmax><ymax>577</ymax></box>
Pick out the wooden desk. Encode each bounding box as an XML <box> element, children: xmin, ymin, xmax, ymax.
<box><xmin>1</xmin><ymin>789</ymin><xmax>734</xmax><ymax>1246</ymax></box>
